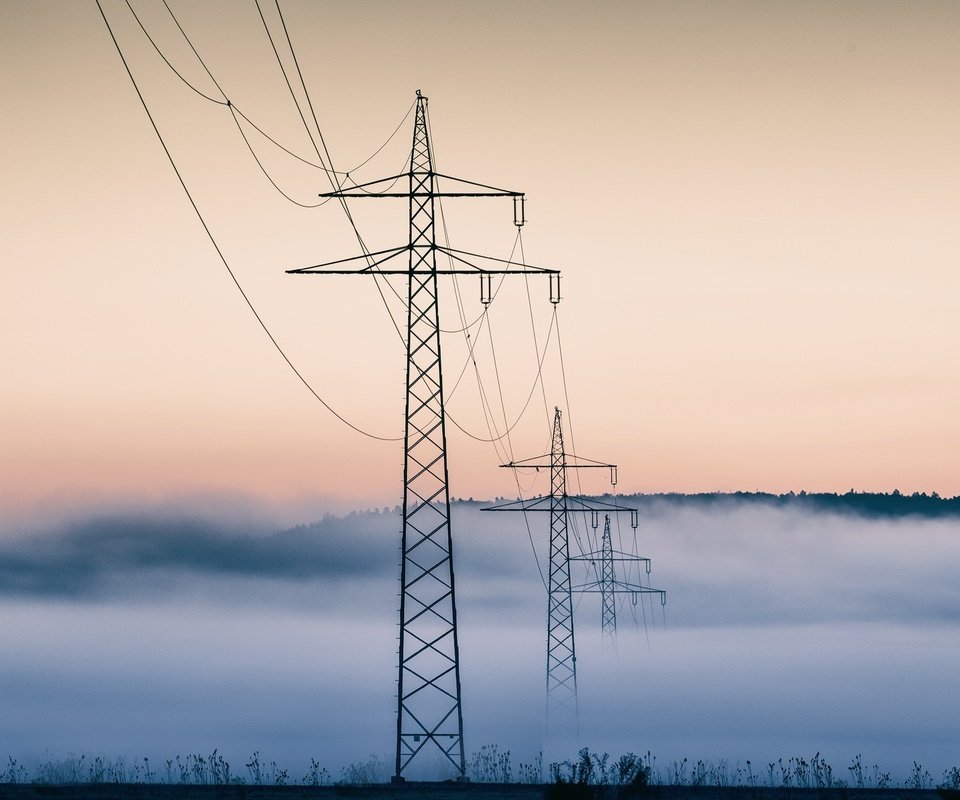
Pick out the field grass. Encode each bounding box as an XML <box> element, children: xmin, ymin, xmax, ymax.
<box><xmin>4</xmin><ymin>749</ymin><xmax>960</xmax><ymax>791</ymax></box>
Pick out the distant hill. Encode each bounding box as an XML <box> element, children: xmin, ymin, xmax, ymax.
<box><xmin>456</xmin><ymin>491</ymin><xmax>960</xmax><ymax>520</ymax></box>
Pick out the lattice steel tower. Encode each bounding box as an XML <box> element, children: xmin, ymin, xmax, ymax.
<box><xmin>288</xmin><ymin>91</ymin><xmax>558</xmax><ymax>781</ymax></box>
<box><xmin>483</xmin><ymin>407</ymin><xmax>615</xmax><ymax>740</ymax></box>
<box><xmin>599</xmin><ymin>514</ymin><xmax>617</xmax><ymax>643</ymax></box>
<box><xmin>484</xmin><ymin>407</ymin><xmax>665</xmax><ymax>741</ymax></box>
<box><xmin>572</xmin><ymin>510</ymin><xmax>665</xmax><ymax>650</ymax></box>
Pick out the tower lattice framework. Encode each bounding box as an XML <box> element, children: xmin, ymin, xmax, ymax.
<box><xmin>395</xmin><ymin>90</ymin><xmax>462</xmax><ymax>782</ymax></box>
<box><xmin>545</xmin><ymin>407</ymin><xmax>579</xmax><ymax>737</ymax></box>
<box><xmin>483</xmin><ymin>407</ymin><xmax>665</xmax><ymax>743</ymax></box>
<box><xmin>599</xmin><ymin>514</ymin><xmax>617</xmax><ymax>643</ymax></box>
<box><xmin>288</xmin><ymin>90</ymin><xmax>559</xmax><ymax>781</ymax></box>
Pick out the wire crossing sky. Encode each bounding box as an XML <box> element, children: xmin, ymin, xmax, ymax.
<box><xmin>3</xmin><ymin>1</ymin><xmax>960</xmax><ymax>518</ymax></box>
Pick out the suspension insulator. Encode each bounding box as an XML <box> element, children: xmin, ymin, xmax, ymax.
<box><xmin>630</xmin><ymin>509</ymin><xmax>638</xmax><ymax>529</ymax></box>
<box><xmin>549</xmin><ymin>273</ymin><xmax>561</xmax><ymax>305</ymax></box>
<box><xmin>632</xmin><ymin>592</ymin><xmax>638</xmax><ymax>606</ymax></box>
<box><xmin>513</xmin><ymin>194</ymin><xmax>526</xmax><ymax>227</ymax></box>
<box><xmin>591</xmin><ymin>510</ymin><xmax>599</xmax><ymax>529</ymax></box>
<box><xmin>610</xmin><ymin>466</ymin><xmax>618</xmax><ymax>486</ymax></box>
<box><xmin>480</xmin><ymin>273</ymin><xmax>494</xmax><ymax>306</ymax></box>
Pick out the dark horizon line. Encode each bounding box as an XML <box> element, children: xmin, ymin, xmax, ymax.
<box><xmin>324</xmin><ymin>490</ymin><xmax>960</xmax><ymax>522</ymax></box>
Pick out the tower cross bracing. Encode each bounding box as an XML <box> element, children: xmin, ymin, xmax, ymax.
<box><xmin>288</xmin><ymin>90</ymin><xmax>558</xmax><ymax>781</ymax></box>
<box><xmin>482</xmin><ymin>407</ymin><xmax>665</xmax><ymax>742</ymax></box>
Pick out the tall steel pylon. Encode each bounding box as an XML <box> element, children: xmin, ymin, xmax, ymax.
<box><xmin>288</xmin><ymin>91</ymin><xmax>559</xmax><ymax>781</ymax></box>
<box><xmin>570</xmin><ymin>506</ymin><xmax>667</xmax><ymax>649</ymax></box>
<box><xmin>483</xmin><ymin>407</ymin><xmax>665</xmax><ymax>742</ymax></box>
<box><xmin>599</xmin><ymin>514</ymin><xmax>617</xmax><ymax>643</ymax></box>
<box><xmin>542</xmin><ymin>407</ymin><xmax>579</xmax><ymax>739</ymax></box>
<box><xmin>571</xmin><ymin>510</ymin><xmax>665</xmax><ymax>651</ymax></box>
<box><xmin>483</xmin><ymin>407</ymin><xmax>619</xmax><ymax>741</ymax></box>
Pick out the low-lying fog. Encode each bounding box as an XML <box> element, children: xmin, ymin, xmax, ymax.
<box><xmin>1</xmin><ymin>496</ymin><xmax>958</xmax><ymax>782</ymax></box>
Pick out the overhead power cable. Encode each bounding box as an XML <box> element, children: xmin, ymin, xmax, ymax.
<box><xmin>125</xmin><ymin>0</ymin><xmax>227</xmax><ymax>105</ymax></box>
<box><xmin>257</xmin><ymin>0</ymin><xmax>407</xmax><ymax>344</ymax></box>
<box><xmin>229</xmin><ymin>105</ymin><xmax>329</xmax><ymax>208</ymax></box>
<box><xmin>117</xmin><ymin>0</ymin><xmax>562</xmax><ymax>456</ymax></box>
<box><xmin>125</xmin><ymin>0</ymin><xmax>413</xmax><ymax>190</ymax></box>
<box><xmin>423</xmin><ymin>106</ymin><xmax>551</xmax><ymax>589</ymax></box>
<box><xmin>96</xmin><ymin>0</ymin><xmax>401</xmax><ymax>443</ymax></box>
<box><xmin>130</xmin><ymin>0</ymin><xmax>409</xmax><ymax>344</ymax></box>
<box><xmin>519</xmin><ymin>230</ymin><xmax>554</xmax><ymax>440</ymax></box>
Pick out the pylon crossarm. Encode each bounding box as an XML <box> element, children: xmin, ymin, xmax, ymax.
<box><xmin>572</xmin><ymin>583</ymin><xmax>665</xmax><ymax>597</ymax></box>
<box><xmin>571</xmin><ymin>552</ymin><xmax>652</xmax><ymax>564</ymax></box>
<box><xmin>505</xmin><ymin>461</ymin><xmax>613</xmax><ymax>470</ymax></box>
<box><xmin>320</xmin><ymin>171</ymin><xmax>523</xmax><ymax>199</ymax></box>
<box><xmin>291</xmin><ymin>267</ymin><xmax>557</xmax><ymax>276</ymax></box>
<box><xmin>319</xmin><ymin>173</ymin><xmax>408</xmax><ymax>195</ymax></box>
<box><xmin>481</xmin><ymin>495</ymin><xmax>637</xmax><ymax>513</ymax></box>
<box><xmin>437</xmin><ymin>245</ymin><xmax>558</xmax><ymax>274</ymax></box>
<box><xmin>432</xmin><ymin>172</ymin><xmax>521</xmax><ymax>196</ymax></box>
<box><xmin>289</xmin><ymin>242</ymin><xmax>557</xmax><ymax>277</ymax></box>
<box><xmin>286</xmin><ymin>245</ymin><xmax>408</xmax><ymax>274</ymax></box>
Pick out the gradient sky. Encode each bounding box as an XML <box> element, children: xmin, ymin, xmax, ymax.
<box><xmin>3</xmin><ymin>1</ymin><xmax>959</xmax><ymax>515</ymax></box>
<box><xmin>2</xmin><ymin>2</ymin><xmax>960</xmax><ymax>781</ymax></box>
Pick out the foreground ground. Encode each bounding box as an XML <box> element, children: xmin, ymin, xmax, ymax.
<box><xmin>0</xmin><ymin>784</ymin><xmax>955</xmax><ymax>800</ymax></box>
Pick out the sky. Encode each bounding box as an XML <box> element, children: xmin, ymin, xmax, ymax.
<box><xmin>3</xmin><ymin>1</ymin><xmax>960</xmax><ymax>515</ymax></box>
<box><xmin>2</xmin><ymin>0</ymin><xmax>960</xmax><ymax>782</ymax></box>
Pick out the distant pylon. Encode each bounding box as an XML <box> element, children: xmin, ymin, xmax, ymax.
<box><xmin>483</xmin><ymin>407</ymin><xmax>620</xmax><ymax>741</ymax></box>
<box><xmin>483</xmin><ymin>407</ymin><xmax>666</xmax><ymax>743</ymax></box>
<box><xmin>288</xmin><ymin>91</ymin><xmax>559</xmax><ymax>781</ymax></box>
<box><xmin>599</xmin><ymin>514</ymin><xmax>617</xmax><ymax>645</ymax></box>
<box><xmin>572</xmin><ymin>511</ymin><xmax>666</xmax><ymax>654</ymax></box>
<box><xmin>543</xmin><ymin>407</ymin><xmax>578</xmax><ymax>739</ymax></box>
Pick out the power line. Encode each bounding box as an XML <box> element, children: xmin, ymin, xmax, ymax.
<box><xmin>96</xmin><ymin>0</ymin><xmax>401</xmax><ymax>443</ymax></box>
<box><xmin>159</xmin><ymin>0</ymin><xmax>227</xmax><ymax>97</ymax></box>
<box><xmin>519</xmin><ymin>230</ymin><xmax>554</xmax><ymax>440</ymax></box>
<box><xmin>229</xmin><ymin>104</ymin><xmax>328</xmax><ymax>208</ymax></box>
<box><xmin>116</xmin><ymin>1</ymin><xmax>566</xmax><ymax>459</ymax></box>
<box><xmin>125</xmin><ymin>0</ymin><xmax>413</xmax><ymax>202</ymax></box>
<box><xmin>125</xmin><ymin>0</ymin><xmax>227</xmax><ymax>105</ymax></box>
<box><xmin>257</xmin><ymin>0</ymin><xmax>407</xmax><ymax>345</ymax></box>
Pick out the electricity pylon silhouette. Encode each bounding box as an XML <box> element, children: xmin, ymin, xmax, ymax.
<box><xmin>599</xmin><ymin>515</ymin><xmax>617</xmax><ymax>643</ymax></box>
<box><xmin>288</xmin><ymin>91</ymin><xmax>558</xmax><ymax>782</ymax></box>
<box><xmin>571</xmin><ymin>512</ymin><xmax>665</xmax><ymax>651</ymax></box>
<box><xmin>483</xmin><ymin>407</ymin><xmax>636</xmax><ymax>742</ymax></box>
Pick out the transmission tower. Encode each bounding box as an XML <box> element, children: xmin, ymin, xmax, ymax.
<box><xmin>288</xmin><ymin>91</ymin><xmax>558</xmax><ymax>782</ymax></box>
<box><xmin>599</xmin><ymin>515</ymin><xmax>617</xmax><ymax>642</ymax></box>
<box><xmin>482</xmin><ymin>406</ymin><xmax>645</xmax><ymax>742</ymax></box>
<box><xmin>571</xmin><ymin>512</ymin><xmax>665</xmax><ymax>651</ymax></box>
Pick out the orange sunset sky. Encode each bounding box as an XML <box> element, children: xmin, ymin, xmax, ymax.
<box><xmin>2</xmin><ymin>0</ymin><xmax>959</xmax><ymax>518</ymax></box>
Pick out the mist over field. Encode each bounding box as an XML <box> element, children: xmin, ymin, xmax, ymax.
<box><xmin>1</xmin><ymin>494</ymin><xmax>958</xmax><ymax>781</ymax></box>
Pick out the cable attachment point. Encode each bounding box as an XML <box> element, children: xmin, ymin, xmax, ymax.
<box><xmin>480</xmin><ymin>273</ymin><xmax>493</xmax><ymax>306</ymax></box>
